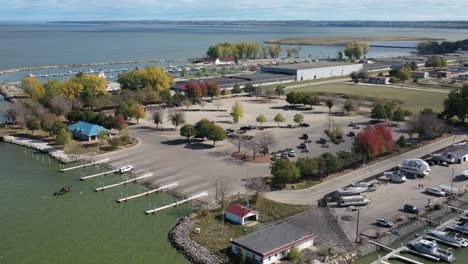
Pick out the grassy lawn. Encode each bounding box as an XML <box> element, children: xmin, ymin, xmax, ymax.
<box><xmin>293</xmin><ymin>83</ymin><xmax>447</xmax><ymax>113</ymax></box>
<box><xmin>260</xmin><ymin>75</ymin><xmax>348</xmax><ymax>91</ymax></box>
<box><xmin>190</xmin><ymin>194</ymin><xmax>309</xmax><ymax>256</ymax></box>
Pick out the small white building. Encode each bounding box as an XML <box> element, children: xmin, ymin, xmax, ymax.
<box><xmin>411</xmin><ymin>71</ymin><xmax>429</xmax><ymax>79</ymax></box>
<box><xmin>231</xmin><ymin>223</ymin><xmax>315</xmax><ymax>264</ymax></box>
<box><xmin>225</xmin><ymin>204</ymin><xmax>259</xmax><ymax>225</ymax></box>
<box><xmin>368</xmin><ymin>76</ymin><xmax>390</xmax><ymax>85</ymax></box>
<box><xmin>205</xmin><ymin>57</ymin><xmax>221</xmax><ymax>65</ymax></box>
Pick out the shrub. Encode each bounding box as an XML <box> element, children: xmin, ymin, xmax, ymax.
<box><xmin>397</xmin><ymin>135</ymin><xmax>407</xmax><ymax>148</ymax></box>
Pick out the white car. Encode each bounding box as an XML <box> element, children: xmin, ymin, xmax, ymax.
<box><xmin>119</xmin><ymin>165</ymin><xmax>133</xmax><ymax>174</ymax></box>
<box><xmin>425</xmin><ymin>187</ymin><xmax>446</xmax><ymax>197</ymax></box>
<box><xmin>376</xmin><ymin>218</ymin><xmax>394</xmax><ymax>228</ymax></box>
<box><xmin>289</xmin><ymin>150</ymin><xmax>296</xmax><ymax>157</ymax></box>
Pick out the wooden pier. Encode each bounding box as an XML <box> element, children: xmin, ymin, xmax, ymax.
<box><xmin>145</xmin><ymin>192</ymin><xmax>208</xmax><ymax>214</ymax></box>
<box><xmin>80</xmin><ymin>169</ymin><xmax>118</xmax><ymax>181</ymax></box>
<box><xmin>117</xmin><ymin>182</ymin><xmax>178</xmax><ymax>203</ymax></box>
<box><xmin>60</xmin><ymin>158</ymin><xmax>110</xmax><ymax>172</ymax></box>
<box><xmin>94</xmin><ymin>173</ymin><xmax>154</xmax><ymax>191</ymax></box>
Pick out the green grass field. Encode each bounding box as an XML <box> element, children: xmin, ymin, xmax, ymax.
<box><xmin>293</xmin><ymin>83</ymin><xmax>447</xmax><ymax>113</ymax></box>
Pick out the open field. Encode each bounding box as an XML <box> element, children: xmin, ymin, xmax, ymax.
<box><xmin>293</xmin><ymin>83</ymin><xmax>447</xmax><ymax>113</ymax></box>
<box><xmin>264</xmin><ymin>36</ymin><xmax>444</xmax><ymax>46</ymax></box>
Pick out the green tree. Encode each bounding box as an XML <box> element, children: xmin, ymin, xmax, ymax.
<box><xmin>132</xmin><ymin>103</ymin><xmax>146</xmax><ymax>124</ymax></box>
<box><xmin>243</xmin><ymin>83</ymin><xmax>256</xmax><ymax>96</ymax></box>
<box><xmin>182</xmin><ymin>100</ymin><xmax>192</xmax><ymax>110</ymax></box>
<box><xmin>288</xmin><ymin>247</ymin><xmax>300</xmax><ymax>262</ymax></box>
<box><xmin>172</xmin><ymin>91</ymin><xmax>187</xmax><ymax>106</ymax></box>
<box><xmin>392</xmin><ymin>107</ymin><xmax>405</xmax><ymax>125</ymax></box>
<box><xmin>116</xmin><ymin>99</ymin><xmax>135</xmax><ymax>120</ymax></box>
<box><xmin>160</xmin><ymin>89</ymin><xmax>173</xmax><ymax>105</ymax></box>
<box><xmin>256</xmin><ymin>114</ymin><xmax>268</xmax><ymax>127</ymax></box>
<box><xmin>180</xmin><ymin>124</ymin><xmax>197</xmax><ymax>144</ymax></box>
<box><xmin>296</xmin><ymin>157</ymin><xmax>319</xmax><ymax>180</ymax></box>
<box><xmin>207</xmin><ymin>124</ymin><xmax>226</xmax><ymax>147</ymax></box>
<box><xmin>56</xmin><ymin>128</ymin><xmax>72</xmax><ymax>147</ymax></box>
<box><xmin>26</xmin><ymin>118</ymin><xmax>40</xmax><ymax>135</ymax></box>
<box><xmin>22</xmin><ymin>77</ymin><xmax>45</xmax><ymax>102</ymax></box>
<box><xmin>442</xmin><ymin>85</ymin><xmax>468</xmax><ymax>124</ymax></box>
<box><xmin>302</xmin><ymin>94</ymin><xmax>320</xmax><ymax>108</ymax></box>
<box><xmin>425</xmin><ymin>56</ymin><xmax>447</xmax><ymax>68</ymax></box>
<box><xmin>231</xmin><ymin>84</ymin><xmax>242</xmax><ymax>96</ymax></box>
<box><xmin>274</xmin><ymin>113</ymin><xmax>286</xmax><ymax>127</ymax></box>
<box><xmin>344</xmin><ymin>42</ymin><xmax>369</xmax><ymax>60</ymax></box>
<box><xmin>117</xmin><ymin>66</ymin><xmax>173</xmax><ymax>92</ymax></box>
<box><xmin>230</xmin><ymin>102</ymin><xmax>244</xmax><ymax>123</ymax></box>
<box><xmin>97</xmin><ymin>130</ymin><xmax>109</xmax><ymax>150</ymax></box>
<box><xmin>51</xmin><ymin>121</ymin><xmax>67</xmax><ymax>136</ymax></box>
<box><xmin>371</xmin><ymin>104</ymin><xmax>388</xmax><ymax>121</ymax></box>
<box><xmin>195</xmin><ymin>119</ymin><xmax>213</xmax><ymax>140</ymax></box>
<box><xmin>395</xmin><ymin>67</ymin><xmax>411</xmax><ymax>82</ymax></box>
<box><xmin>169</xmin><ymin>111</ymin><xmax>185</xmax><ymax>128</ymax></box>
<box><xmin>275</xmin><ymin>85</ymin><xmax>285</xmax><ymax>98</ymax></box>
<box><xmin>397</xmin><ymin>135</ymin><xmax>407</xmax><ymax>148</ymax></box>
<box><xmin>325</xmin><ymin>99</ymin><xmax>334</xmax><ymax>113</ymax></box>
<box><xmin>270</xmin><ymin>159</ymin><xmax>300</xmax><ymax>188</ymax></box>
<box><xmin>153</xmin><ymin>111</ymin><xmax>164</xmax><ymax>128</ymax></box>
<box><xmin>343</xmin><ymin>99</ymin><xmax>355</xmax><ymax>115</ymax></box>
<box><xmin>293</xmin><ymin>114</ymin><xmax>304</xmax><ymax>125</ymax></box>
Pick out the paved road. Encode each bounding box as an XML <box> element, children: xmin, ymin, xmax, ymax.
<box><xmin>264</xmin><ymin>135</ymin><xmax>467</xmax><ymax>205</ymax></box>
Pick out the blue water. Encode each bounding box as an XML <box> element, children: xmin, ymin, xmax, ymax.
<box><xmin>1</xmin><ymin>22</ymin><xmax>468</xmax><ymax>73</ymax></box>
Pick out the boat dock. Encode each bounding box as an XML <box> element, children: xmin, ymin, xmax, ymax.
<box><xmin>145</xmin><ymin>192</ymin><xmax>208</xmax><ymax>214</ymax></box>
<box><xmin>80</xmin><ymin>169</ymin><xmax>118</xmax><ymax>181</ymax></box>
<box><xmin>95</xmin><ymin>173</ymin><xmax>154</xmax><ymax>191</ymax></box>
<box><xmin>117</xmin><ymin>182</ymin><xmax>178</xmax><ymax>203</ymax></box>
<box><xmin>60</xmin><ymin>158</ymin><xmax>110</xmax><ymax>172</ymax></box>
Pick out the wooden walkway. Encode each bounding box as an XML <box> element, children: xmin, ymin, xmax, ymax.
<box><xmin>117</xmin><ymin>182</ymin><xmax>178</xmax><ymax>203</ymax></box>
<box><xmin>145</xmin><ymin>192</ymin><xmax>208</xmax><ymax>214</ymax></box>
<box><xmin>60</xmin><ymin>158</ymin><xmax>110</xmax><ymax>172</ymax></box>
<box><xmin>94</xmin><ymin>173</ymin><xmax>154</xmax><ymax>191</ymax></box>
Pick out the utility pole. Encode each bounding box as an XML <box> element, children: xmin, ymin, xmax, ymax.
<box><xmin>451</xmin><ymin>168</ymin><xmax>455</xmax><ymax>200</ymax></box>
<box><xmin>355</xmin><ymin>209</ymin><xmax>361</xmax><ymax>243</ymax></box>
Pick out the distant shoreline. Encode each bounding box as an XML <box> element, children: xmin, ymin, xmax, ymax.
<box><xmin>264</xmin><ymin>36</ymin><xmax>445</xmax><ymax>46</ymax></box>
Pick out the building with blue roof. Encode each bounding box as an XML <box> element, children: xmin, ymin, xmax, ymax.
<box><xmin>68</xmin><ymin>121</ymin><xmax>112</xmax><ymax>141</ymax></box>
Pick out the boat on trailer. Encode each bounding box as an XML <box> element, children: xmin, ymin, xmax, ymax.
<box><xmin>426</xmin><ymin>230</ymin><xmax>468</xmax><ymax>248</ymax></box>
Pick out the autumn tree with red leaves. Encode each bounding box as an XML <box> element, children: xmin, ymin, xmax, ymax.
<box><xmin>353</xmin><ymin>124</ymin><xmax>394</xmax><ymax>158</ymax></box>
<box><xmin>206</xmin><ymin>82</ymin><xmax>221</xmax><ymax>100</ymax></box>
<box><xmin>185</xmin><ymin>82</ymin><xmax>203</xmax><ymax>102</ymax></box>
<box><xmin>113</xmin><ymin>114</ymin><xmax>127</xmax><ymax>133</ymax></box>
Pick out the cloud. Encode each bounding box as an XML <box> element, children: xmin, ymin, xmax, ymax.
<box><xmin>1</xmin><ymin>0</ymin><xmax>468</xmax><ymax>21</ymax></box>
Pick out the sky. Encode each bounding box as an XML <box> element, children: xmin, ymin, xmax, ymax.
<box><xmin>1</xmin><ymin>0</ymin><xmax>468</xmax><ymax>21</ymax></box>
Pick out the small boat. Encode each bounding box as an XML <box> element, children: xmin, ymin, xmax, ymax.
<box><xmin>427</xmin><ymin>230</ymin><xmax>468</xmax><ymax>248</ymax></box>
<box><xmin>452</xmin><ymin>221</ymin><xmax>468</xmax><ymax>234</ymax></box>
<box><xmin>399</xmin><ymin>159</ymin><xmax>431</xmax><ymax>176</ymax></box>
<box><xmin>53</xmin><ymin>186</ymin><xmax>71</xmax><ymax>196</ymax></box>
<box><xmin>408</xmin><ymin>239</ymin><xmax>455</xmax><ymax>262</ymax></box>
<box><xmin>336</xmin><ymin>186</ymin><xmax>368</xmax><ymax>196</ymax></box>
<box><xmin>351</xmin><ymin>182</ymin><xmax>372</xmax><ymax>188</ymax></box>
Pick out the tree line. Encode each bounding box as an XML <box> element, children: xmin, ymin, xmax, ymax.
<box><xmin>206</xmin><ymin>42</ymin><xmax>283</xmax><ymax>59</ymax></box>
<box><xmin>417</xmin><ymin>39</ymin><xmax>468</xmax><ymax>55</ymax></box>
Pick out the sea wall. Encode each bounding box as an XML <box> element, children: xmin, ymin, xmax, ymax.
<box><xmin>169</xmin><ymin>216</ymin><xmax>229</xmax><ymax>264</ymax></box>
<box><xmin>2</xmin><ymin>135</ymin><xmax>93</xmax><ymax>163</ymax></box>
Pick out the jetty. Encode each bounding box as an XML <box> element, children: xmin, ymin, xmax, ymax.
<box><xmin>117</xmin><ymin>182</ymin><xmax>178</xmax><ymax>203</ymax></box>
<box><xmin>145</xmin><ymin>192</ymin><xmax>208</xmax><ymax>214</ymax></box>
<box><xmin>95</xmin><ymin>173</ymin><xmax>154</xmax><ymax>191</ymax></box>
<box><xmin>60</xmin><ymin>158</ymin><xmax>110</xmax><ymax>172</ymax></box>
<box><xmin>80</xmin><ymin>169</ymin><xmax>118</xmax><ymax>181</ymax></box>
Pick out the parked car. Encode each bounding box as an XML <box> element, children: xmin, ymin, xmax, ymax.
<box><xmin>348</xmin><ymin>122</ymin><xmax>357</xmax><ymax>127</ymax></box>
<box><xmin>289</xmin><ymin>150</ymin><xmax>296</xmax><ymax>157</ymax></box>
<box><xmin>287</xmin><ymin>124</ymin><xmax>294</xmax><ymax>128</ymax></box>
<box><xmin>376</xmin><ymin>218</ymin><xmax>394</xmax><ymax>228</ymax></box>
<box><xmin>282</xmin><ymin>152</ymin><xmax>289</xmax><ymax>159</ymax></box>
<box><xmin>425</xmin><ymin>188</ymin><xmax>446</xmax><ymax>197</ymax></box>
<box><xmin>439</xmin><ymin>161</ymin><xmax>450</xmax><ymax>167</ymax></box>
<box><xmin>353</xmin><ymin>126</ymin><xmax>360</xmax><ymax>129</ymax></box>
<box><xmin>119</xmin><ymin>166</ymin><xmax>133</xmax><ymax>174</ymax></box>
<box><xmin>317</xmin><ymin>138</ymin><xmax>327</xmax><ymax>144</ymax></box>
<box><xmin>300</xmin><ymin>134</ymin><xmax>309</xmax><ymax>140</ymax></box>
<box><xmin>403</xmin><ymin>204</ymin><xmax>419</xmax><ymax>214</ymax></box>
<box><xmin>240</xmin><ymin>126</ymin><xmax>250</xmax><ymax>131</ymax></box>
<box><xmin>225</xmin><ymin>129</ymin><xmax>234</xmax><ymax>134</ymax></box>
<box><xmin>299</xmin><ymin>123</ymin><xmax>310</xmax><ymax>127</ymax></box>
<box><xmin>248</xmin><ymin>124</ymin><xmax>257</xmax><ymax>130</ymax></box>
<box><xmin>347</xmin><ymin>132</ymin><xmax>356</xmax><ymax>137</ymax></box>
<box><xmin>298</xmin><ymin>143</ymin><xmax>307</xmax><ymax>149</ymax></box>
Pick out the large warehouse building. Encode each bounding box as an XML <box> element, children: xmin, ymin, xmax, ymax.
<box><xmin>261</xmin><ymin>61</ymin><xmax>363</xmax><ymax>81</ymax></box>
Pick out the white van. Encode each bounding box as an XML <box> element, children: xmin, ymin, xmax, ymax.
<box><xmin>337</xmin><ymin>196</ymin><xmax>369</xmax><ymax>207</ymax></box>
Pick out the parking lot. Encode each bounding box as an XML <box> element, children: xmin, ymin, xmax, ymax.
<box><xmin>331</xmin><ymin>161</ymin><xmax>468</xmax><ymax>241</ymax></box>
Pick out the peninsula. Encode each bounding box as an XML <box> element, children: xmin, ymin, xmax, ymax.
<box><xmin>264</xmin><ymin>36</ymin><xmax>445</xmax><ymax>46</ymax></box>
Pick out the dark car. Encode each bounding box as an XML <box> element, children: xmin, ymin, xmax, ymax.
<box><xmin>317</xmin><ymin>138</ymin><xmax>327</xmax><ymax>144</ymax></box>
<box><xmin>300</xmin><ymin>134</ymin><xmax>309</xmax><ymax>140</ymax></box>
<box><xmin>240</xmin><ymin>126</ymin><xmax>250</xmax><ymax>131</ymax></box>
<box><xmin>299</xmin><ymin>123</ymin><xmax>310</xmax><ymax>127</ymax></box>
<box><xmin>440</xmin><ymin>161</ymin><xmax>450</xmax><ymax>167</ymax></box>
<box><xmin>347</xmin><ymin>132</ymin><xmax>356</xmax><ymax>137</ymax></box>
<box><xmin>404</xmin><ymin>204</ymin><xmax>419</xmax><ymax>214</ymax></box>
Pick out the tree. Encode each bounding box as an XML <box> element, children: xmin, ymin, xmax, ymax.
<box><xmin>51</xmin><ymin>121</ymin><xmax>67</xmax><ymax>136</ymax></box>
<box><xmin>442</xmin><ymin>85</ymin><xmax>468</xmax><ymax>124</ymax></box>
<box><xmin>220</xmin><ymin>89</ymin><xmax>230</xmax><ymax>97</ymax></box>
<box><xmin>425</xmin><ymin>56</ymin><xmax>447</xmax><ymax>68</ymax></box>
<box><xmin>206</xmin><ymin>82</ymin><xmax>220</xmax><ymax>100</ymax></box>
<box><xmin>274</xmin><ymin>113</ymin><xmax>286</xmax><ymax>127</ymax></box>
<box><xmin>153</xmin><ymin>110</ymin><xmax>164</xmax><ymax>128</ymax></box>
<box><xmin>410</xmin><ymin>61</ymin><xmax>419</xmax><ymax>71</ymax></box>
<box><xmin>228</xmin><ymin>134</ymin><xmax>250</xmax><ymax>153</ymax></box>
<box><xmin>49</xmin><ymin>95</ymin><xmax>72</xmax><ymax>116</ymax></box>
<box><xmin>397</xmin><ymin>135</ymin><xmax>407</xmax><ymax>148</ymax></box>
<box><xmin>22</xmin><ymin>77</ymin><xmax>45</xmax><ymax>101</ymax></box>
<box><xmin>206</xmin><ymin>124</ymin><xmax>226</xmax><ymax>147</ymax></box>
<box><xmin>343</xmin><ymin>99</ymin><xmax>355</xmax><ymax>115</ymax></box>
<box><xmin>132</xmin><ymin>103</ymin><xmax>146</xmax><ymax>124</ymax></box>
<box><xmin>302</xmin><ymin>94</ymin><xmax>320</xmax><ymax>108</ymax></box>
<box><xmin>407</xmin><ymin>112</ymin><xmax>446</xmax><ymax>140</ymax></box>
<box><xmin>325</xmin><ymin>99</ymin><xmax>334</xmax><ymax>113</ymax></box>
<box><xmin>344</xmin><ymin>42</ymin><xmax>369</xmax><ymax>60</ymax></box>
<box><xmin>26</xmin><ymin>118</ymin><xmax>40</xmax><ymax>135</ymax></box>
<box><xmin>286</xmin><ymin>91</ymin><xmax>304</xmax><ymax>106</ymax></box>
<box><xmin>194</xmin><ymin>119</ymin><xmax>213</xmax><ymax>140</ymax></box>
<box><xmin>256</xmin><ymin>115</ymin><xmax>268</xmax><ymax>128</ymax></box>
<box><xmin>230</xmin><ymin>102</ymin><xmax>244</xmax><ymax>123</ymax></box>
<box><xmin>268</xmin><ymin>44</ymin><xmax>282</xmax><ymax>59</ymax></box>
<box><xmin>113</xmin><ymin>114</ymin><xmax>127</xmax><ymax>132</ymax></box>
<box><xmin>184</xmin><ymin>82</ymin><xmax>203</xmax><ymax>102</ymax></box>
<box><xmin>182</xmin><ymin>100</ymin><xmax>192</xmax><ymax>110</ymax></box>
<box><xmin>296</xmin><ymin>157</ymin><xmax>319</xmax><ymax>180</ymax></box>
<box><xmin>275</xmin><ymin>85</ymin><xmax>285</xmax><ymax>98</ymax></box>
<box><xmin>231</xmin><ymin>84</ymin><xmax>242</xmax><ymax>96</ymax></box>
<box><xmin>56</xmin><ymin>128</ymin><xmax>72</xmax><ymax>147</ymax></box>
<box><xmin>199</xmin><ymin>101</ymin><xmax>207</xmax><ymax>111</ymax></box>
<box><xmin>353</xmin><ymin>124</ymin><xmax>394</xmax><ymax>158</ymax></box>
<box><xmin>214</xmin><ymin>176</ymin><xmax>231</xmax><ymax>210</ymax></box>
<box><xmin>180</xmin><ymin>124</ymin><xmax>197</xmax><ymax>144</ymax></box>
<box><xmin>270</xmin><ymin>159</ymin><xmax>300</xmax><ymax>188</ymax></box>
<box><xmin>40</xmin><ymin>113</ymin><xmax>59</xmax><ymax>136</ymax></box>
<box><xmin>293</xmin><ymin>114</ymin><xmax>304</xmax><ymax>125</ymax></box>
<box><xmin>116</xmin><ymin>99</ymin><xmax>135</xmax><ymax>120</ymax></box>
<box><xmin>117</xmin><ymin>66</ymin><xmax>173</xmax><ymax>92</ymax></box>
<box><xmin>392</xmin><ymin>107</ymin><xmax>405</xmax><ymax>125</ymax></box>
<box><xmin>97</xmin><ymin>130</ymin><xmax>109</xmax><ymax>150</ymax></box>
<box><xmin>288</xmin><ymin>247</ymin><xmax>300</xmax><ymax>262</ymax></box>
<box><xmin>371</xmin><ymin>104</ymin><xmax>388</xmax><ymax>121</ymax></box>
<box><xmin>172</xmin><ymin>91</ymin><xmax>187</xmax><ymax>106</ymax></box>
<box><xmin>168</xmin><ymin>111</ymin><xmax>185</xmax><ymax>128</ymax></box>
<box><xmin>395</xmin><ymin>67</ymin><xmax>411</xmax><ymax>82</ymax></box>
<box><xmin>243</xmin><ymin>83</ymin><xmax>256</xmax><ymax>96</ymax></box>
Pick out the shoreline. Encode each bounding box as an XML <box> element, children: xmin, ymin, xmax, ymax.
<box><xmin>264</xmin><ymin>36</ymin><xmax>445</xmax><ymax>46</ymax></box>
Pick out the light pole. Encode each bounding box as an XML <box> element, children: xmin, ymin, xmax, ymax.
<box><xmin>450</xmin><ymin>168</ymin><xmax>455</xmax><ymax>200</ymax></box>
<box><xmin>355</xmin><ymin>208</ymin><xmax>361</xmax><ymax>243</ymax></box>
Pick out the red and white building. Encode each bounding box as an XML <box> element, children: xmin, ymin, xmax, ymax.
<box><xmin>204</xmin><ymin>57</ymin><xmax>236</xmax><ymax>65</ymax></box>
<box><xmin>231</xmin><ymin>222</ymin><xmax>315</xmax><ymax>264</ymax></box>
<box><xmin>225</xmin><ymin>204</ymin><xmax>259</xmax><ymax>225</ymax></box>
<box><xmin>368</xmin><ymin>76</ymin><xmax>390</xmax><ymax>85</ymax></box>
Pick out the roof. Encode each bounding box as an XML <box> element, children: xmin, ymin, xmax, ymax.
<box><xmin>262</xmin><ymin>61</ymin><xmax>359</xmax><ymax>71</ymax></box>
<box><xmin>231</xmin><ymin>222</ymin><xmax>315</xmax><ymax>258</ymax></box>
<box><xmin>440</xmin><ymin>143</ymin><xmax>468</xmax><ymax>156</ymax></box>
<box><xmin>225</xmin><ymin>204</ymin><xmax>258</xmax><ymax>218</ymax></box>
<box><xmin>369</xmin><ymin>76</ymin><xmax>390</xmax><ymax>79</ymax></box>
<box><xmin>68</xmin><ymin>121</ymin><xmax>111</xmax><ymax>137</ymax></box>
<box><xmin>205</xmin><ymin>57</ymin><xmax>219</xmax><ymax>62</ymax></box>
<box><xmin>222</xmin><ymin>57</ymin><xmax>236</xmax><ymax>62</ymax></box>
